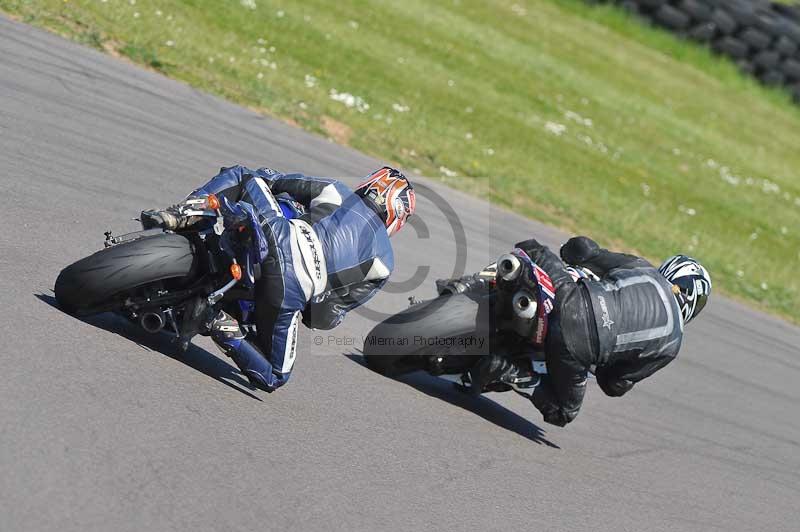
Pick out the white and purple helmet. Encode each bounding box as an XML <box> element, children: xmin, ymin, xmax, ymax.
<box><xmin>658</xmin><ymin>255</ymin><xmax>712</xmax><ymax>324</ymax></box>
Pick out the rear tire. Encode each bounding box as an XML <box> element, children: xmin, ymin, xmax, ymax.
<box><xmin>362</xmin><ymin>293</ymin><xmax>491</xmax><ymax>377</ymax></box>
<box><xmin>55</xmin><ymin>233</ymin><xmax>196</xmax><ymax>315</ymax></box>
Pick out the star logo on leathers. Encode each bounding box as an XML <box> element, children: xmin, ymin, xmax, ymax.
<box><xmin>597</xmin><ymin>295</ymin><xmax>615</xmax><ymax>330</ymax></box>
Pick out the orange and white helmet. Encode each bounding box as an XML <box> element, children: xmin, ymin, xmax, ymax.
<box><xmin>355</xmin><ymin>167</ymin><xmax>415</xmax><ymax>237</ymax></box>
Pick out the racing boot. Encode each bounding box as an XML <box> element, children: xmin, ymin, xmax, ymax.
<box><xmin>467</xmin><ymin>355</ymin><xmax>538</xmax><ymax>395</ymax></box>
<box><xmin>467</xmin><ymin>354</ymin><xmax>514</xmax><ymax>395</ymax></box>
<box><xmin>209</xmin><ymin>310</ymin><xmax>277</xmax><ymax>392</ymax></box>
<box><xmin>436</xmin><ymin>274</ymin><xmax>487</xmax><ymax>296</ymax></box>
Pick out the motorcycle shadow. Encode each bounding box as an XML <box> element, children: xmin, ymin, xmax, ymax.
<box><xmin>344</xmin><ymin>353</ymin><xmax>559</xmax><ymax>448</ymax></box>
<box><xmin>36</xmin><ymin>293</ymin><xmax>262</xmax><ymax>401</ymax></box>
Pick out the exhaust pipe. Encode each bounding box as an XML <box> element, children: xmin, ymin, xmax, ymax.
<box><xmin>497</xmin><ymin>254</ymin><xmax>522</xmax><ymax>282</ymax></box>
<box><xmin>512</xmin><ymin>291</ymin><xmax>537</xmax><ymax>319</ymax></box>
<box><xmin>140</xmin><ymin>311</ymin><xmax>165</xmax><ymax>334</ymax></box>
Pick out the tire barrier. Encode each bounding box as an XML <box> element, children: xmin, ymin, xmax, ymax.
<box><xmin>593</xmin><ymin>0</ymin><xmax>800</xmax><ymax>103</ymax></box>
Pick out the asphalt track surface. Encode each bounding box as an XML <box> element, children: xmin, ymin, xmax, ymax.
<box><xmin>1</xmin><ymin>16</ymin><xmax>799</xmax><ymax>532</ymax></box>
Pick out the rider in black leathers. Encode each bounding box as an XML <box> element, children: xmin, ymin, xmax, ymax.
<box><xmin>467</xmin><ymin>236</ymin><xmax>711</xmax><ymax>427</ymax></box>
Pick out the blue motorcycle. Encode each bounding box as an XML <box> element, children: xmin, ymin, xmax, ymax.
<box><xmin>54</xmin><ymin>193</ymin><xmax>304</xmax><ymax>352</ymax></box>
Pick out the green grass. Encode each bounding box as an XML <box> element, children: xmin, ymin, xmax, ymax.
<box><xmin>2</xmin><ymin>0</ymin><xmax>799</xmax><ymax>320</ymax></box>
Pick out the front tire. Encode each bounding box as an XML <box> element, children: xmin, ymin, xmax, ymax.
<box><xmin>55</xmin><ymin>233</ymin><xmax>196</xmax><ymax>315</ymax></box>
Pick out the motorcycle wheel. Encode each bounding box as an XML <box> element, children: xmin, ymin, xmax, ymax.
<box><xmin>55</xmin><ymin>233</ymin><xmax>196</xmax><ymax>316</ymax></box>
<box><xmin>362</xmin><ymin>292</ymin><xmax>491</xmax><ymax>377</ymax></box>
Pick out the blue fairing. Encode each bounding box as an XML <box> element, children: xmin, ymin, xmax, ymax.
<box><xmin>216</xmin><ymin>197</ymin><xmax>269</xmax><ymax>287</ymax></box>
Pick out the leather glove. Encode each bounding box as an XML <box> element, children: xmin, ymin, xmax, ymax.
<box><xmin>530</xmin><ymin>384</ymin><xmax>570</xmax><ymax>427</ymax></box>
<box><xmin>140</xmin><ymin>208</ymin><xmax>182</xmax><ymax>230</ymax></box>
<box><xmin>141</xmin><ymin>205</ymin><xmax>202</xmax><ymax>231</ymax></box>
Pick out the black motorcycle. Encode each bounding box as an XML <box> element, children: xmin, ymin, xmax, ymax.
<box><xmin>362</xmin><ymin>251</ymin><xmax>561</xmax><ymax>395</ymax></box>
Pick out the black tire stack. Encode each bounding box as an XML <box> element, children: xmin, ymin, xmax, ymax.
<box><xmin>596</xmin><ymin>0</ymin><xmax>800</xmax><ymax>103</ymax></box>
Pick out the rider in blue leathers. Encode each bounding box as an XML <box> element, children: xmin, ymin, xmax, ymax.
<box><xmin>142</xmin><ymin>165</ymin><xmax>415</xmax><ymax>392</ymax></box>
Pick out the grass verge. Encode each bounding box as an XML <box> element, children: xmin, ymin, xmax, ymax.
<box><xmin>2</xmin><ymin>0</ymin><xmax>799</xmax><ymax>320</ymax></box>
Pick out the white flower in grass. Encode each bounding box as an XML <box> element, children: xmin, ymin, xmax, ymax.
<box><xmin>165</xmin><ymin>40</ymin><xmax>175</xmax><ymax>47</ymax></box>
<box><xmin>155</xmin><ymin>10</ymin><xmax>162</xmax><ymax>16</ymax></box>
<box><xmin>447</xmin><ymin>79</ymin><xmax>455</xmax><ymax>87</ymax></box>
<box><xmin>304</xmin><ymin>74</ymin><xmax>317</xmax><ymax>88</ymax></box>
<box><xmin>229</xmin><ymin>56</ymin><xmax>236</xmax><ymax>63</ymax></box>
<box><xmin>641</xmin><ymin>183</ymin><xmax>650</xmax><ymax>196</ymax></box>
<box><xmin>241</xmin><ymin>0</ymin><xmax>257</xmax><ymax>10</ymax></box>
<box><xmin>269</xmin><ymin>46</ymin><xmax>276</xmax><ymax>53</ymax></box>
<box><xmin>133</xmin><ymin>12</ymin><xmax>140</xmax><ymax>19</ymax></box>
<box><xmin>397</xmin><ymin>57</ymin><xmax>405</xmax><ymax>64</ymax></box>
<box><xmin>257</xmin><ymin>38</ymin><xmax>266</xmax><ymax>45</ymax></box>
<box><xmin>129</xmin><ymin>0</ymin><xmax>136</xmax><ymax>5</ymax></box>
<box><xmin>465</xmin><ymin>106</ymin><xmax>473</xmax><ymax>113</ymax></box>
<box><xmin>392</xmin><ymin>103</ymin><xmax>410</xmax><ymax>113</ymax></box>
<box><xmin>464</xmin><ymin>132</ymin><xmax>473</xmax><ymax>140</ymax></box>
<box><xmin>736</xmin><ymin>270</ymin><xmax>744</xmax><ymax>278</ymax></box>
<box><xmin>761</xmin><ymin>282</ymin><xmax>769</xmax><ymax>291</ymax></box>
<box><xmin>304</xmin><ymin>15</ymin><xmax>312</xmax><ymax>22</ymax></box>
<box><xmin>257</xmin><ymin>72</ymin><xmax>264</xmax><ymax>80</ymax></box>
<box><xmin>706</xmin><ymin>159</ymin><xmax>718</xmax><ymax>169</ymax></box>
<box><xmin>720</xmin><ymin>167</ymin><xmax>740</xmax><ymax>186</ymax></box>
<box><xmin>439</xmin><ymin>166</ymin><xmax>458</xmax><ymax>178</ymax></box>
<box><xmin>781</xmin><ymin>226</ymin><xmax>788</xmax><ymax>235</ymax></box>
<box><xmin>484</xmin><ymin>148</ymin><xmax>495</xmax><ymax>156</ymax></box>
<box><xmin>276</xmin><ymin>10</ymin><xmax>285</xmax><ymax>18</ymax></box>
<box><xmin>298</xmin><ymin>102</ymin><xmax>307</xmax><ymax>110</ymax></box>
<box><xmin>208</xmin><ymin>57</ymin><xmax>214</xmax><ymax>63</ymax></box>
<box><xmin>564</xmin><ymin>110</ymin><xmax>592</xmax><ymax>127</ymax></box>
<box><xmin>761</xmin><ymin>179</ymin><xmax>780</xmax><ymax>194</ymax></box>
<box><xmin>678</xmin><ymin>205</ymin><xmax>696</xmax><ymax>216</ymax></box>
<box><xmin>544</xmin><ymin>121</ymin><xmax>566</xmax><ymax>136</ymax></box>
<box><xmin>329</xmin><ymin>89</ymin><xmax>369</xmax><ymax>113</ymax></box>
<box><xmin>672</xmin><ymin>147</ymin><xmax>681</xmax><ymax>156</ymax></box>
<box><xmin>511</xmin><ymin>4</ymin><xmax>527</xmax><ymax>16</ymax></box>
<box><xmin>749</xmin><ymin>232</ymin><xmax>759</xmax><ymax>241</ymax></box>
<box><xmin>349</xmin><ymin>20</ymin><xmax>359</xmax><ymax>29</ymax></box>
